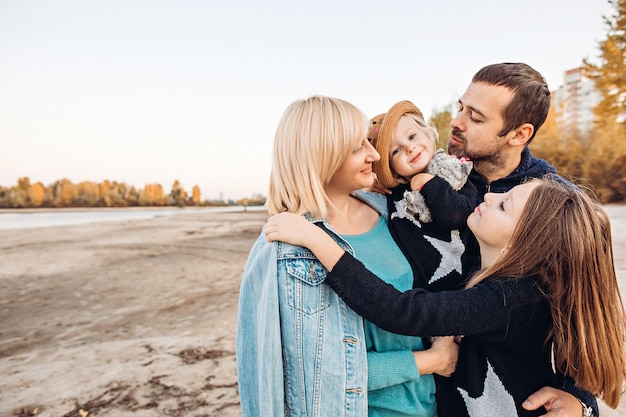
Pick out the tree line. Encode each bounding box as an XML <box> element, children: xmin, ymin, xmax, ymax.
<box><xmin>0</xmin><ymin>178</ymin><xmax>266</xmax><ymax>209</ymax></box>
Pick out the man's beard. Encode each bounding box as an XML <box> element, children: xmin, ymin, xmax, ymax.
<box><xmin>447</xmin><ymin>128</ymin><xmax>499</xmax><ymax>164</ymax></box>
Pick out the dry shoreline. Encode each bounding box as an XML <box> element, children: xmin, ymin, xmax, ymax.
<box><xmin>1</xmin><ymin>206</ymin><xmax>625</xmax><ymax>416</ymax></box>
<box><xmin>1</xmin><ymin>210</ymin><xmax>267</xmax><ymax>417</ymax></box>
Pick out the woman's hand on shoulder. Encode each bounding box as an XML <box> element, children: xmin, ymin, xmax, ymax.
<box><xmin>265</xmin><ymin>212</ymin><xmax>315</xmax><ymax>246</ymax></box>
<box><xmin>265</xmin><ymin>213</ymin><xmax>345</xmax><ymax>270</ymax></box>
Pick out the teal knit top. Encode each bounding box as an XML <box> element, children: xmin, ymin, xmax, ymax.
<box><xmin>342</xmin><ymin>216</ymin><xmax>437</xmax><ymax>417</ymax></box>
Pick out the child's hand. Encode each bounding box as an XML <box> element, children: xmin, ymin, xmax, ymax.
<box><xmin>426</xmin><ymin>150</ymin><xmax>473</xmax><ymax>191</ymax></box>
<box><xmin>410</xmin><ymin>173</ymin><xmax>434</xmax><ymax>191</ymax></box>
<box><xmin>265</xmin><ymin>212</ymin><xmax>317</xmax><ymax>246</ymax></box>
<box><xmin>451</xmin><ymin>154</ymin><xmax>471</xmax><ymax>163</ymax></box>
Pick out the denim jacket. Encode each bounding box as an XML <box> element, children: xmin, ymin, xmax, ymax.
<box><xmin>236</xmin><ymin>192</ymin><xmax>388</xmax><ymax>417</ymax></box>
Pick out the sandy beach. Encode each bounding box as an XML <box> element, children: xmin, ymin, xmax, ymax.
<box><xmin>1</xmin><ymin>206</ymin><xmax>625</xmax><ymax>417</ymax></box>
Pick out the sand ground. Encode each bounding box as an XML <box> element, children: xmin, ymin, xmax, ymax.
<box><xmin>1</xmin><ymin>206</ymin><xmax>625</xmax><ymax>417</ymax></box>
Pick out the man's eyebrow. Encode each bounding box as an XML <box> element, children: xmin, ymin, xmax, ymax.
<box><xmin>465</xmin><ymin>103</ymin><xmax>486</xmax><ymax>119</ymax></box>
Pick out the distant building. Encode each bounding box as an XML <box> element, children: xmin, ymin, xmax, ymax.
<box><xmin>552</xmin><ymin>67</ymin><xmax>602</xmax><ymax>137</ymax></box>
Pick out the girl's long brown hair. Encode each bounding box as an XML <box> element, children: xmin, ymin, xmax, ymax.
<box><xmin>468</xmin><ymin>177</ymin><xmax>626</xmax><ymax>408</ymax></box>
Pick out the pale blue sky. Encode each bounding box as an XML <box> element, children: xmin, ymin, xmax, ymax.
<box><xmin>0</xmin><ymin>0</ymin><xmax>613</xmax><ymax>200</ymax></box>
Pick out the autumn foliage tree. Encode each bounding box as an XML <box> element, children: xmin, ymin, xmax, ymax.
<box><xmin>584</xmin><ymin>0</ymin><xmax>626</xmax><ymax>131</ymax></box>
<box><xmin>170</xmin><ymin>180</ymin><xmax>187</xmax><ymax>207</ymax></box>
<box><xmin>0</xmin><ymin>178</ymin><xmax>211</xmax><ymax>208</ymax></box>
<box><xmin>139</xmin><ymin>183</ymin><xmax>167</xmax><ymax>206</ymax></box>
<box><xmin>27</xmin><ymin>182</ymin><xmax>45</xmax><ymax>207</ymax></box>
<box><xmin>192</xmin><ymin>185</ymin><xmax>201</xmax><ymax>205</ymax></box>
<box><xmin>530</xmin><ymin>100</ymin><xmax>586</xmax><ymax>180</ymax></box>
<box><xmin>581</xmin><ymin>0</ymin><xmax>626</xmax><ymax>202</ymax></box>
<box><xmin>77</xmin><ymin>181</ymin><xmax>100</xmax><ymax>206</ymax></box>
<box><xmin>54</xmin><ymin>179</ymin><xmax>77</xmax><ymax>207</ymax></box>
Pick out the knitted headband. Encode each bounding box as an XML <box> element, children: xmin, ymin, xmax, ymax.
<box><xmin>368</xmin><ymin>100</ymin><xmax>425</xmax><ymax>189</ymax></box>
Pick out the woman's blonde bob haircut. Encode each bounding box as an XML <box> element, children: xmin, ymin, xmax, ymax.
<box><xmin>267</xmin><ymin>95</ymin><xmax>369</xmax><ymax>218</ymax></box>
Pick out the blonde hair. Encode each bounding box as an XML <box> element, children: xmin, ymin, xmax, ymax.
<box><xmin>468</xmin><ymin>177</ymin><xmax>626</xmax><ymax>407</ymax></box>
<box><xmin>267</xmin><ymin>95</ymin><xmax>369</xmax><ymax>218</ymax></box>
<box><xmin>401</xmin><ymin>113</ymin><xmax>439</xmax><ymax>147</ymax></box>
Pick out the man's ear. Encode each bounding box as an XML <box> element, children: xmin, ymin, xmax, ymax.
<box><xmin>508</xmin><ymin>123</ymin><xmax>534</xmax><ymax>146</ymax></box>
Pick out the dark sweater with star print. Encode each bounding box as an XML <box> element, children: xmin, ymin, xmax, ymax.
<box><xmin>325</xmin><ymin>253</ymin><xmax>556</xmax><ymax>417</ymax></box>
<box><xmin>388</xmin><ymin>175</ymin><xmax>477</xmax><ymax>292</ymax></box>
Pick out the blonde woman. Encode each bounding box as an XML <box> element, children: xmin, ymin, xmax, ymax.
<box><xmin>236</xmin><ymin>95</ymin><xmax>458</xmax><ymax>417</ymax></box>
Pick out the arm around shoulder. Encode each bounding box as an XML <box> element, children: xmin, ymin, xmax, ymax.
<box><xmin>265</xmin><ymin>212</ymin><xmax>345</xmax><ymax>271</ymax></box>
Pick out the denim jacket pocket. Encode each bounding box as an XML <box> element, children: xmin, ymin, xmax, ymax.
<box><xmin>285</xmin><ymin>257</ymin><xmax>332</xmax><ymax>314</ymax></box>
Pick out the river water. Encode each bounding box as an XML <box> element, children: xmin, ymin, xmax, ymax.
<box><xmin>0</xmin><ymin>206</ymin><xmax>267</xmax><ymax>230</ymax></box>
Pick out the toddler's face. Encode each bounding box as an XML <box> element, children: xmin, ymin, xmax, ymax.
<box><xmin>389</xmin><ymin>116</ymin><xmax>435</xmax><ymax>179</ymax></box>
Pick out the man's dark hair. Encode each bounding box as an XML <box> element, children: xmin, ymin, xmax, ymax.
<box><xmin>472</xmin><ymin>63</ymin><xmax>551</xmax><ymax>143</ymax></box>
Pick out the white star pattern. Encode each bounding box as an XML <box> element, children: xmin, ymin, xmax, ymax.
<box><xmin>424</xmin><ymin>230</ymin><xmax>464</xmax><ymax>284</ymax></box>
<box><xmin>390</xmin><ymin>198</ymin><xmax>423</xmax><ymax>228</ymax></box>
<box><xmin>458</xmin><ymin>359</ymin><xmax>517</xmax><ymax>417</ymax></box>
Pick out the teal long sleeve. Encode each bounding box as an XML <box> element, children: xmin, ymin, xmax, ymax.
<box><xmin>367</xmin><ymin>348</ymin><xmax>420</xmax><ymax>391</ymax></box>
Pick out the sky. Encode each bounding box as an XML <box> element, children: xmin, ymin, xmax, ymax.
<box><xmin>0</xmin><ymin>0</ymin><xmax>615</xmax><ymax>201</ymax></box>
